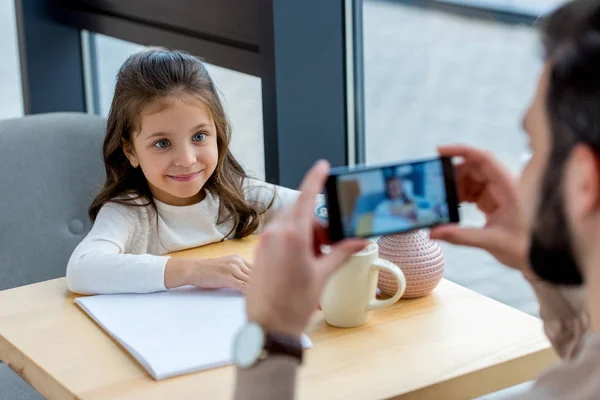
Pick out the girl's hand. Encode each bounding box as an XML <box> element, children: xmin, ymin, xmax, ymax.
<box><xmin>190</xmin><ymin>255</ymin><xmax>253</xmax><ymax>292</ymax></box>
<box><xmin>164</xmin><ymin>256</ymin><xmax>252</xmax><ymax>292</ymax></box>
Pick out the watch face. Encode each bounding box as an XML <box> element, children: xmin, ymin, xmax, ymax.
<box><xmin>233</xmin><ymin>322</ymin><xmax>265</xmax><ymax>368</ymax></box>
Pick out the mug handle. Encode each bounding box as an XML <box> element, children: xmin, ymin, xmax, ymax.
<box><xmin>367</xmin><ymin>259</ymin><xmax>406</xmax><ymax>310</ymax></box>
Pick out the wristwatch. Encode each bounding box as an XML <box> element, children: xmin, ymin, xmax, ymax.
<box><xmin>233</xmin><ymin>321</ymin><xmax>303</xmax><ymax>368</ymax></box>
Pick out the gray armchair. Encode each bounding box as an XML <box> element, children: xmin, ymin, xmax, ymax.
<box><xmin>0</xmin><ymin>113</ymin><xmax>106</xmax><ymax>399</ymax></box>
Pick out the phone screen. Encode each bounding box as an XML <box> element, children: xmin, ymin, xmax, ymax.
<box><xmin>325</xmin><ymin>157</ymin><xmax>459</xmax><ymax>241</ymax></box>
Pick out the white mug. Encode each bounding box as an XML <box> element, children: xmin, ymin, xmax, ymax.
<box><xmin>320</xmin><ymin>242</ymin><xmax>407</xmax><ymax>328</ymax></box>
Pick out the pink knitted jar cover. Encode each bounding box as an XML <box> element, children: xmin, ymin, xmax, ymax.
<box><xmin>377</xmin><ymin>230</ymin><xmax>445</xmax><ymax>298</ymax></box>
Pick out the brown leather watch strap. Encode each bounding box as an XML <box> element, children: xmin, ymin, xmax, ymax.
<box><xmin>263</xmin><ymin>332</ymin><xmax>304</xmax><ymax>364</ymax></box>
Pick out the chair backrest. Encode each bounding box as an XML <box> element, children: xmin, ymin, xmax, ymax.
<box><xmin>0</xmin><ymin>113</ymin><xmax>106</xmax><ymax>290</ymax></box>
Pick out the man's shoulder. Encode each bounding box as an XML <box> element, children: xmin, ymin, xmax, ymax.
<box><xmin>514</xmin><ymin>334</ymin><xmax>600</xmax><ymax>400</ymax></box>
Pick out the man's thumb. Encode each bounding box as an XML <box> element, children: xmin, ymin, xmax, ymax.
<box><xmin>319</xmin><ymin>239</ymin><xmax>368</xmax><ymax>278</ymax></box>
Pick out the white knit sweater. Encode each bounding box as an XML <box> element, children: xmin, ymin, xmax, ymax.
<box><xmin>66</xmin><ymin>179</ymin><xmax>301</xmax><ymax>294</ymax></box>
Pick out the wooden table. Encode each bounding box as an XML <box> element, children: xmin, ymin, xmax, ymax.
<box><xmin>0</xmin><ymin>236</ymin><xmax>557</xmax><ymax>400</ymax></box>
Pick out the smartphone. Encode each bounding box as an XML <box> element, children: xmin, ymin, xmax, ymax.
<box><xmin>324</xmin><ymin>156</ymin><xmax>459</xmax><ymax>242</ymax></box>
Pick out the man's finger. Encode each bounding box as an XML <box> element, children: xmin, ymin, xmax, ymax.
<box><xmin>294</xmin><ymin>160</ymin><xmax>330</xmax><ymax>219</ymax></box>
<box><xmin>438</xmin><ymin>145</ymin><xmax>490</xmax><ymax>163</ymax></box>
<box><xmin>429</xmin><ymin>225</ymin><xmax>492</xmax><ymax>249</ymax></box>
<box><xmin>439</xmin><ymin>145</ymin><xmax>516</xmax><ymax>196</ymax></box>
<box><xmin>318</xmin><ymin>239</ymin><xmax>369</xmax><ymax>279</ymax></box>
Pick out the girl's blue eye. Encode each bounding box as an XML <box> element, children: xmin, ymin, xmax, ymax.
<box><xmin>154</xmin><ymin>139</ymin><xmax>170</xmax><ymax>149</ymax></box>
<box><xmin>192</xmin><ymin>133</ymin><xmax>206</xmax><ymax>142</ymax></box>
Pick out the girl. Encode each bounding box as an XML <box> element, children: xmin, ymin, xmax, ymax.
<box><xmin>66</xmin><ymin>48</ymin><xmax>300</xmax><ymax>295</ymax></box>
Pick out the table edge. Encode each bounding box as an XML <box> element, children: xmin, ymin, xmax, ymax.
<box><xmin>0</xmin><ymin>331</ymin><xmax>77</xmax><ymax>400</ymax></box>
<box><xmin>390</xmin><ymin>346</ymin><xmax>557</xmax><ymax>400</ymax></box>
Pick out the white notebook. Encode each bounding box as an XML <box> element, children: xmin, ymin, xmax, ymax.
<box><xmin>75</xmin><ymin>287</ymin><xmax>312</xmax><ymax>380</ymax></box>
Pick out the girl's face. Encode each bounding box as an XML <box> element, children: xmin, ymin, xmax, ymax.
<box><xmin>386</xmin><ymin>178</ymin><xmax>404</xmax><ymax>199</ymax></box>
<box><xmin>124</xmin><ymin>97</ymin><xmax>219</xmax><ymax>206</ymax></box>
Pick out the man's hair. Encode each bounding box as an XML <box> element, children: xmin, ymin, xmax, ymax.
<box><xmin>542</xmin><ymin>0</ymin><xmax>600</xmax><ymax>160</ymax></box>
<box><xmin>531</xmin><ymin>0</ymin><xmax>600</xmax><ymax>275</ymax></box>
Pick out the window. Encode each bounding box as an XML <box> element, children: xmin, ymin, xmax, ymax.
<box><xmin>362</xmin><ymin>0</ymin><xmax>562</xmax><ymax>315</ymax></box>
<box><xmin>0</xmin><ymin>0</ymin><xmax>23</xmax><ymax>119</ymax></box>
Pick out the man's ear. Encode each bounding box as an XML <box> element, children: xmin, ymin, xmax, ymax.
<box><xmin>122</xmin><ymin>140</ymin><xmax>139</xmax><ymax>168</ymax></box>
<box><xmin>565</xmin><ymin>144</ymin><xmax>600</xmax><ymax>220</ymax></box>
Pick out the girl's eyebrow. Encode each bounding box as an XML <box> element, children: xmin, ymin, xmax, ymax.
<box><xmin>189</xmin><ymin>123</ymin><xmax>211</xmax><ymax>132</ymax></box>
<box><xmin>145</xmin><ymin>131</ymin><xmax>171</xmax><ymax>140</ymax></box>
<box><xmin>145</xmin><ymin>123</ymin><xmax>213</xmax><ymax>140</ymax></box>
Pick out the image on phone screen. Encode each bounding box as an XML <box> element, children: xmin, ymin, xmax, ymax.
<box><xmin>325</xmin><ymin>157</ymin><xmax>459</xmax><ymax>241</ymax></box>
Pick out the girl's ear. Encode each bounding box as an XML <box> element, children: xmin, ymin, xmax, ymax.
<box><xmin>122</xmin><ymin>140</ymin><xmax>139</xmax><ymax>168</ymax></box>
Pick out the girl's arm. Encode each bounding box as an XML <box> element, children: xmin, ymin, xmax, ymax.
<box><xmin>66</xmin><ymin>203</ymin><xmax>169</xmax><ymax>295</ymax></box>
<box><xmin>67</xmin><ymin>203</ymin><xmax>252</xmax><ymax>294</ymax></box>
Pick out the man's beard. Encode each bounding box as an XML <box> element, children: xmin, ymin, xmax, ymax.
<box><xmin>529</xmin><ymin>166</ymin><xmax>584</xmax><ymax>286</ymax></box>
<box><xmin>529</xmin><ymin>231</ymin><xmax>583</xmax><ymax>285</ymax></box>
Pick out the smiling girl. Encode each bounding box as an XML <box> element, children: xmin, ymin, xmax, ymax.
<box><xmin>66</xmin><ymin>48</ymin><xmax>300</xmax><ymax>295</ymax></box>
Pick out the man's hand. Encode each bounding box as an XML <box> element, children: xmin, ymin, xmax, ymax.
<box><xmin>245</xmin><ymin>160</ymin><xmax>368</xmax><ymax>338</ymax></box>
<box><xmin>430</xmin><ymin>145</ymin><xmax>533</xmax><ymax>276</ymax></box>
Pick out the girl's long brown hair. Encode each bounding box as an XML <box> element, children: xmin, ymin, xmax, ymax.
<box><xmin>89</xmin><ymin>48</ymin><xmax>273</xmax><ymax>239</ymax></box>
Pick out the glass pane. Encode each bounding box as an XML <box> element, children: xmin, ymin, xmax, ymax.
<box><xmin>436</xmin><ymin>0</ymin><xmax>564</xmax><ymax>15</ymax></box>
<box><xmin>363</xmin><ymin>1</ymin><xmax>563</xmax><ymax>316</ymax></box>
<box><xmin>94</xmin><ymin>34</ymin><xmax>265</xmax><ymax>179</ymax></box>
<box><xmin>0</xmin><ymin>0</ymin><xmax>24</xmax><ymax>119</ymax></box>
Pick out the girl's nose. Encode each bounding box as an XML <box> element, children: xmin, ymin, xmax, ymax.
<box><xmin>174</xmin><ymin>145</ymin><xmax>196</xmax><ymax>168</ymax></box>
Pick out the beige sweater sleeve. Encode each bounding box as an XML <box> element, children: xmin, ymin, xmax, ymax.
<box><xmin>509</xmin><ymin>335</ymin><xmax>600</xmax><ymax>400</ymax></box>
<box><xmin>234</xmin><ymin>356</ymin><xmax>299</xmax><ymax>400</ymax></box>
<box><xmin>528</xmin><ymin>279</ymin><xmax>588</xmax><ymax>360</ymax></box>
